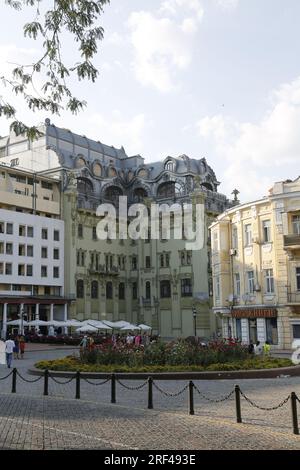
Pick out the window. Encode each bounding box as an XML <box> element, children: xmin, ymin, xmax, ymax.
<box><xmin>27</xmin><ymin>245</ymin><xmax>33</xmax><ymax>257</ymax></box>
<box><xmin>53</xmin><ymin>267</ymin><xmax>59</xmax><ymax>278</ymax></box>
<box><xmin>92</xmin><ymin>226</ymin><xmax>97</xmax><ymax>240</ymax></box>
<box><xmin>262</xmin><ymin>220</ymin><xmax>271</xmax><ymax>243</ymax></box>
<box><xmin>244</xmin><ymin>224</ymin><xmax>252</xmax><ymax>246</ymax></box>
<box><xmin>53</xmin><ymin>230</ymin><xmax>59</xmax><ymax>241</ymax></box>
<box><xmin>0</xmin><ymin>263</ymin><xmax>3</xmax><ymax>274</ymax></box>
<box><xmin>264</xmin><ymin>269</ymin><xmax>274</xmax><ymax>293</ymax></box>
<box><xmin>132</xmin><ymin>282</ymin><xmax>138</xmax><ymax>300</ymax></box>
<box><xmin>160</xmin><ymin>280</ymin><xmax>171</xmax><ymax>298</ymax></box>
<box><xmin>26</xmin><ymin>265</ymin><xmax>33</xmax><ymax>277</ymax></box>
<box><xmin>292</xmin><ymin>215</ymin><xmax>300</xmax><ymax>235</ymax></box>
<box><xmin>78</xmin><ymin>224</ymin><xmax>83</xmax><ymax>238</ymax></box>
<box><xmin>180</xmin><ymin>251</ymin><xmax>185</xmax><ymax>266</ymax></box>
<box><xmin>293</xmin><ymin>324</ymin><xmax>300</xmax><ymax>339</ymax></box>
<box><xmin>119</xmin><ymin>283</ymin><xmax>125</xmax><ymax>300</ymax></box>
<box><xmin>41</xmin><ymin>247</ymin><xmax>48</xmax><ymax>259</ymax></box>
<box><xmin>41</xmin><ymin>181</ymin><xmax>53</xmax><ymax>190</ymax></box>
<box><xmin>106</xmin><ymin>282</ymin><xmax>113</xmax><ymax>299</ymax></box>
<box><xmin>132</xmin><ymin>257</ymin><xmax>137</xmax><ymax>270</ymax></box>
<box><xmin>235</xmin><ymin>273</ymin><xmax>241</xmax><ymax>297</ymax></box>
<box><xmin>18</xmin><ymin>264</ymin><xmax>25</xmax><ymax>276</ymax></box>
<box><xmin>77</xmin><ymin>279</ymin><xmax>84</xmax><ymax>298</ymax></box>
<box><xmin>6</xmin><ymin>223</ymin><xmax>13</xmax><ymax>234</ymax></box>
<box><xmin>186</xmin><ymin>251</ymin><xmax>192</xmax><ymax>265</ymax></box>
<box><xmin>0</xmin><ymin>242</ymin><xmax>3</xmax><ymax>254</ymax></box>
<box><xmin>145</xmin><ymin>256</ymin><xmax>151</xmax><ymax>268</ymax></box>
<box><xmin>145</xmin><ymin>281</ymin><xmax>151</xmax><ymax>300</ymax></box>
<box><xmin>6</xmin><ymin>243</ymin><xmax>13</xmax><ymax>255</ymax></box>
<box><xmin>19</xmin><ymin>225</ymin><xmax>26</xmax><ymax>237</ymax></box>
<box><xmin>53</xmin><ymin>248</ymin><xmax>59</xmax><ymax>260</ymax></box>
<box><xmin>181</xmin><ymin>278</ymin><xmax>192</xmax><ymax>297</ymax></box>
<box><xmin>41</xmin><ymin>228</ymin><xmax>48</xmax><ymax>240</ymax></box>
<box><xmin>232</xmin><ymin>226</ymin><xmax>238</xmax><ymax>249</ymax></box>
<box><xmin>5</xmin><ymin>263</ymin><xmax>12</xmax><ymax>275</ymax></box>
<box><xmin>296</xmin><ymin>268</ymin><xmax>300</xmax><ymax>291</ymax></box>
<box><xmin>160</xmin><ymin>254</ymin><xmax>164</xmax><ymax>268</ymax></box>
<box><xmin>81</xmin><ymin>252</ymin><xmax>85</xmax><ymax>266</ymax></box>
<box><xmin>247</xmin><ymin>271</ymin><xmax>255</xmax><ymax>293</ymax></box>
<box><xmin>165</xmin><ymin>160</ymin><xmax>175</xmax><ymax>172</ymax></box>
<box><xmin>41</xmin><ymin>266</ymin><xmax>47</xmax><ymax>277</ymax></box>
<box><xmin>165</xmin><ymin>254</ymin><xmax>170</xmax><ymax>268</ymax></box>
<box><xmin>0</xmin><ymin>222</ymin><xmax>4</xmax><ymax>233</ymax></box>
<box><xmin>27</xmin><ymin>226</ymin><xmax>34</xmax><ymax>237</ymax></box>
<box><xmin>266</xmin><ymin>318</ymin><xmax>278</xmax><ymax>345</ymax></box>
<box><xmin>18</xmin><ymin>244</ymin><xmax>25</xmax><ymax>256</ymax></box>
<box><xmin>215</xmin><ymin>276</ymin><xmax>220</xmax><ymax>299</ymax></box>
<box><xmin>91</xmin><ymin>280</ymin><xmax>98</xmax><ymax>299</ymax></box>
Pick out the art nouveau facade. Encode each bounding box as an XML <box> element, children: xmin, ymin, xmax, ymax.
<box><xmin>0</xmin><ymin>120</ymin><xmax>231</xmax><ymax>338</ymax></box>
<box><xmin>210</xmin><ymin>178</ymin><xmax>300</xmax><ymax>349</ymax></box>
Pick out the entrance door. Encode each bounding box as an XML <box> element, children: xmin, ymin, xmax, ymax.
<box><xmin>249</xmin><ymin>318</ymin><xmax>257</xmax><ymax>343</ymax></box>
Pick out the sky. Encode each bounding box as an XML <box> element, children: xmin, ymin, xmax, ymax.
<box><xmin>0</xmin><ymin>0</ymin><xmax>300</xmax><ymax>202</ymax></box>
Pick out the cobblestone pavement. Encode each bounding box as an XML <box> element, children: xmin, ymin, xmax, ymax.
<box><xmin>1</xmin><ymin>348</ymin><xmax>300</xmax><ymax>449</ymax></box>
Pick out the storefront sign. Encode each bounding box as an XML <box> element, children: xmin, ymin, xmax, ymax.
<box><xmin>232</xmin><ymin>308</ymin><xmax>277</xmax><ymax>318</ymax></box>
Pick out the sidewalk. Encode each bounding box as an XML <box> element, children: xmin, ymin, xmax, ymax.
<box><xmin>24</xmin><ymin>343</ymin><xmax>79</xmax><ymax>352</ymax></box>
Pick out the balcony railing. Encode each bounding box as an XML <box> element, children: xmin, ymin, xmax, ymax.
<box><xmin>89</xmin><ymin>265</ymin><xmax>119</xmax><ymax>276</ymax></box>
<box><xmin>284</xmin><ymin>234</ymin><xmax>300</xmax><ymax>248</ymax></box>
<box><xmin>287</xmin><ymin>292</ymin><xmax>300</xmax><ymax>303</ymax></box>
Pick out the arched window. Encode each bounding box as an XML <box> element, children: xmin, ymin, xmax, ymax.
<box><xmin>93</xmin><ymin>162</ymin><xmax>102</xmax><ymax>177</ymax></box>
<box><xmin>201</xmin><ymin>182</ymin><xmax>214</xmax><ymax>192</ymax></box>
<box><xmin>104</xmin><ymin>186</ymin><xmax>123</xmax><ymax>205</ymax></box>
<box><xmin>157</xmin><ymin>181</ymin><xmax>182</xmax><ymax>198</ymax></box>
<box><xmin>106</xmin><ymin>281</ymin><xmax>113</xmax><ymax>299</ymax></box>
<box><xmin>133</xmin><ymin>187</ymin><xmax>148</xmax><ymax>202</ymax></box>
<box><xmin>145</xmin><ymin>281</ymin><xmax>151</xmax><ymax>300</ymax></box>
<box><xmin>165</xmin><ymin>160</ymin><xmax>175</xmax><ymax>172</ymax></box>
<box><xmin>91</xmin><ymin>280</ymin><xmax>98</xmax><ymax>299</ymax></box>
<box><xmin>76</xmin><ymin>280</ymin><xmax>84</xmax><ymax>298</ymax></box>
<box><xmin>108</xmin><ymin>166</ymin><xmax>117</xmax><ymax>178</ymax></box>
<box><xmin>77</xmin><ymin>178</ymin><xmax>93</xmax><ymax>196</ymax></box>
<box><xmin>76</xmin><ymin>156</ymin><xmax>85</xmax><ymax>168</ymax></box>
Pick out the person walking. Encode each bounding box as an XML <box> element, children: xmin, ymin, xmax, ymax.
<box><xmin>19</xmin><ymin>335</ymin><xmax>25</xmax><ymax>359</ymax></box>
<box><xmin>13</xmin><ymin>335</ymin><xmax>20</xmax><ymax>360</ymax></box>
<box><xmin>5</xmin><ymin>336</ymin><xmax>15</xmax><ymax>368</ymax></box>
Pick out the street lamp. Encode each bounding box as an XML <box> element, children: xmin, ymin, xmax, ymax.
<box><xmin>18</xmin><ymin>306</ymin><xmax>25</xmax><ymax>335</ymax></box>
<box><xmin>192</xmin><ymin>306</ymin><xmax>197</xmax><ymax>337</ymax></box>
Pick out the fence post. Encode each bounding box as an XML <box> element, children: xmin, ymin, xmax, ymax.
<box><xmin>235</xmin><ymin>385</ymin><xmax>242</xmax><ymax>423</ymax></box>
<box><xmin>148</xmin><ymin>377</ymin><xmax>153</xmax><ymax>409</ymax></box>
<box><xmin>189</xmin><ymin>381</ymin><xmax>194</xmax><ymax>416</ymax></box>
<box><xmin>75</xmin><ymin>371</ymin><xmax>80</xmax><ymax>399</ymax></box>
<box><xmin>11</xmin><ymin>368</ymin><xmax>17</xmax><ymax>394</ymax></box>
<box><xmin>291</xmin><ymin>392</ymin><xmax>299</xmax><ymax>435</ymax></box>
<box><xmin>111</xmin><ymin>374</ymin><xmax>116</xmax><ymax>404</ymax></box>
<box><xmin>44</xmin><ymin>369</ymin><xmax>49</xmax><ymax>396</ymax></box>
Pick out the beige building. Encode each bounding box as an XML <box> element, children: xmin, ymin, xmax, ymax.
<box><xmin>210</xmin><ymin>177</ymin><xmax>300</xmax><ymax>349</ymax></box>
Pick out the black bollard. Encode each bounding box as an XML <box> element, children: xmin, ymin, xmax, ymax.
<box><xmin>11</xmin><ymin>368</ymin><xmax>17</xmax><ymax>394</ymax></box>
<box><xmin>235</xmin><ymin>385</ymin><xmax>242</xmax><ymax>423</ymax></box>
<box><xmin>189</xmin><ymin>381</ymin><xmax>194</xmax><ymax>415</ymax></box>
<box><xmin>291</xmin><ymin>392</ymin><xmax>299</xmax><ymax>435</ymax></box>
<box><xmin>44</xmin><ymin>369</ymin><xmax>49</xmax><ymax>396</ymax></box>
<box><xmin>75</xmin><ymin>371</ymin><xmax>80</xmax><ymax>399</ymax></box>
<box><xmin>148</xmin><ymin>377</ymin><xmax>153</xmax><ymax>409</ymax></box>
<box><xmin>111</xmin><ymin>374</ymin><xmax>116</xmax><ymax>404</ymax></box>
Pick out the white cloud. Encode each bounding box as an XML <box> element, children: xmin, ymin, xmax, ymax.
<box><xmin>86</xmin><ymin>111</ymin><xmax>147</xmax><ymax>156</ymax></box>
<box><xmin>128</xmin><ymin>2</ymin><xmax>203</xmax><ymax>93</ymax></box>
<box><xmin>105</xmin><ymin>32</ymin><xmax>124</xmax><ymax>45</ymax></box>
<box><xmin>215</xmin><ymin>0</ymin><xmax>239</xmax><ymax>10</ymax></box>
<box><xmin>196</xmin><ymin>76</ymin><xmax>300</xmax><ymax>200</ymax></box>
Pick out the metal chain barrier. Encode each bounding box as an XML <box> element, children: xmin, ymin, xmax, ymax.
<box><xmin>0</xmin><ymin>370</ymin><xmax>13</xmax><ymax>380</ymax></box>
<box><xmin>16</xmin><ymin>371</ymin><xmax>43</xmax><ymax>383</ymax></box>
<box><xmin>82</xmin><ymin>377</ymin><xmax>111</xmax><ymax>386</ymax></box>
<box><xmin>296</xmin><ymin>396</ymin><xmax>300</xmax><ymax>404</ymax></box>
<box><xmin>152</xmin><ymin>381</ymin><xmax>189</xmax><ymax>397</ymax></box>
<box><xmin>239</xmin><ymin>389</ymin><xmax>290</xmax><ymax>411</ymax></box>
<box><xmin>49</xmin><ymin>374</ymin><xmax>75</xmax><ymax>385</ymax></box>
<box><xmin>193</xmin><ymin>384</ymin><xmax>235</xmax><ymax>403</ymax></box>
<box><xmin>116</xmin><ymin>378</ymin><xmax>148</xmax><ymax>391</ymax></box>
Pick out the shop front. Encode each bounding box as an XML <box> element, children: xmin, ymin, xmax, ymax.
<box><xmin>231</xmin><ymin>308</ymin><xmax>278</xmax><ymax>346</ymax></box>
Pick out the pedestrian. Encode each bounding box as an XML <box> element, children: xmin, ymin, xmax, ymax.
<box><xmin>263</xmin><ymin>341</ymin><xmax>271</xmax><ymax>357</ymax></box>
<box><xmin>254</xmin><ymin>340</ymin><xmax>262</xmax><ymax>355</ymax></box>
<box><xmin>248</xmin><ymin>342</ymin><xmax>254</xmax><ymax>354</ymax></box>
<box><xmin>5</xmin><ymin>335</ymin><xmax>15</xmax><ymax>368</ymax></box>
<box><xmin>13</xmin><ymin>335</ymin><xmax>20</xmax><ymax>360</ymax></box>
<box><xmin>19</xmin><ymin>334</ymin><xmax>26</xmax><ymax>359</ymax></box>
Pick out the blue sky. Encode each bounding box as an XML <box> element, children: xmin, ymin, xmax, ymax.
<box><xmin>0</xmin><ymin>0</ymin><xmax>300</xmax><ymax>201</ymax></box>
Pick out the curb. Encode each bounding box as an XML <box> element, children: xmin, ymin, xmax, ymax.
<box><xmin>28</xmin><ymin>364</ymin><xmax>300</xmax><ymax>380</ymax></box>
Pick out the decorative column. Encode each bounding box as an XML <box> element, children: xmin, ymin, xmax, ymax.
<box><xmin>35</xmin><ymin>303</ymin><xmax>40</xmax><ymax>332</ymax></box>
<box><xmin>1</xmin><ymin>303</ymin><xmax>7</xmax><ymax>339</ymax></box>
<box><xmin>49</xmin><ymin>304</ymin><xmax>54</xmax><ymax>335</ymax></box>
<box><xmin>63</xmin><ymin>303</ymin><xmax>68</xmax><ymax>334</ymax></box>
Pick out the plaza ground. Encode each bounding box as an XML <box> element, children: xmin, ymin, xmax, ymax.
<box><xmin>0</xmin><ymin>345</ymin><xmax>300</xmax><ymax>449</ymax></box>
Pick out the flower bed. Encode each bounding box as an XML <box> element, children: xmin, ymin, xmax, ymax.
<box><xmin>34</xmin><ymin>339</ymin><xmax>294</xmax><ymax>372</ymax></box>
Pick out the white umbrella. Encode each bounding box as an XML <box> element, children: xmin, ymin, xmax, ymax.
<box><xmin>6</xmin><ymin>319</ymin><xmax>29</xmax><ymax>326</ymax></box>
<box><xmin>91</xmin><ymin>321</ymin><xmax>112</xmax><ymax>330</ymax></box>
<box><xmin>107</xmin><ymin>321</ymin><xmax>132</xmax><ymax>329</ymax></box>
<box><xmin>138</xmin><ymin>324</ymin><xmax>152</xmax><ymax>331</ymax></box>
<box><xmin>76</xmin><ymin>325</ymin><xmax>98</xmax><ymax>333</ymax></box>
<box><xmin>65</xmin><ymin>320</ymin><xmax>82</xmax><ymax>327</ymax></box>
<box><xmin>28</xmin><ymin>320</ymin><xmax>49</xmax><ymax>326</ymax></box>
<box><xmin>120</xmin><ymin>323</ymin><xmax>141</xmax><ymax>331</ymax></box>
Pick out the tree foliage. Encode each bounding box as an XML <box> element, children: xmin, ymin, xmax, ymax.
<box><xmin>1</xmin><ymin>0</ymin><xmax>110</xmax><ymax>138</ymax></box>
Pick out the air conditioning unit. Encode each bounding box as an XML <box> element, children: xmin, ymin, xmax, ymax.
<box><xmin>229</xmin><ymin>249</ymin><xmax>237</xmax><ymax>256</ymax></box>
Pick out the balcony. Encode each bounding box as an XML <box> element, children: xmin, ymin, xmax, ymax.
<box><xmin>89</xmin><ymin>265</ymin><xmax>119</xmax><ymax>276</ymax></box>
<box><xmin>287</xmin><ymin>292</ymin><xmax>300</xmax><ymax>304</ymax></box>
<box><xmin>284</xmin><ymin>234</ymin><xmax>300</xmax><ymax>249</ymax></box>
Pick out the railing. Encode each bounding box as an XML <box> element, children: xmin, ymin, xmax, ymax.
<box><xmin>284</xmin><ymin>235</ymin><xmax>300</xmax><ymax>247</ymax></box>
<box><xmin>89</xmin><ymin>265</ymin><xmax>119</xmax><ymax>275</ymax></box>
<box><xmin>287</xmin><ymin>292</ymin><xmax>300</xmax><ymax>303</ymax></box>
